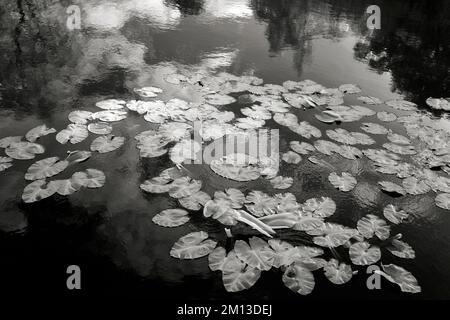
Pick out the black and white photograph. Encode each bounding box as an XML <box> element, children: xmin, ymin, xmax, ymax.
<box><xmin>0</xmin><ymin>0</ymin><xmax>449</xmax><ymax>312</ymax></box>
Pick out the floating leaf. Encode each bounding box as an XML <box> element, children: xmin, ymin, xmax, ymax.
<box><xmin>339</xmin><ymin>84</ymin><xmax>361</xmax><ymax>94</ymax></box>
<box><xmin>302</xmin><ymin>197</ymin><xmax>336</xmax><ymax>218</ymax></box>
<box><xmin>426</xmin><ymin>97</ymin><xmax>450</xmax><ymax>111</ymax></box>
<box><xmin>241</xmin><ymin>106</ymin><xmax>272</xmax><ymax>120</ymax></box>
<box><xmin>140</xmin><ymin>177</ymin><xmax>173</xmax><ymax>194</ymax></box>
<box><xmin>170</xmin><ymin>139</ymin><xmax>201</xmax><ymax>164</ymax></box>
<box><xmin>56</xmin><ymin>124</ymin><xmax>89</xmax><ymax>144</ymax></box>
<box><xmin>269</xmin><ymin>176</ymin><xmax>293</xmax><ymax>190</ymax></box>
<box><xmin>170</xmin><ymin>231</ymin><xmax>217</xmax><ymax>259</ymax></box>
<box><xmin>169</xmin><ymin>177</ymin><xmax>202</xmax><ymax>199</ymax></box>
<box><xmin>308</xmin><ymin>223</ymin><xmax>358</xmax><ymax>247</ymax></box>
<box><xmin>385</xmin><ymin>100</ymin><xmax>417</xmax><ymax>111</ymax></box>
<box><xmin>435</xmin><ymin>193</ymin><xmax>450</xmax><ymax>210</ymax></box>
<box><xmin>22</xmin><ymin>180</ymin><xmax>58</xmax><ymax>203</ymax></box>
<box><xmin>204</xmin><ymin>199</ymin><xmax>238</xmax><ymax>225</ymax></box>
<box><xmin>222</xmin><ymin>252</ymin><xmax>261</xmax><ymax>292</ymax></box>
<box><xmin>283</xmin><ymin>263</ymin><xmax>315</xmax><ymax>295</ymax></box>
<box><xmin>205</xmin><ymin>94</ymin><xmax>236</xmax><ymax>105</ymax></box>
<box><xmin>323</xmin><ymin>259</ymin><xmax>353</xmax><ymax>284</ymax></box>
<box><xmin>383</xmin><ymin>143</ymin><xmax>416</xmax><ymax>155</ymax></box>
<box><xmin>387</xmin><ymin>239</ymin><xmax>415</xmax><ymax>259</ymax></box>
<box><xmin>0</xmin><ymin>136</ymin><xmax>22</xmax><ymax>148</ymax></box>
<box><xmin>93</xmin><ymin>110</ymin><xmax>127</xmax><ymax>122</ymax></box>
<box><xmin>87</xmin><ymin>122</ymin><xmax>113</xmax><ymax>135</ymax></box>
<box><xmin>25</xmin><ymin>157</ymin><xmax>68</xmax><ymax>181</ymax></box>
<box><xmin>383</xmin><ymin>205</ymin><xmax>409</xmax><ymax>224</ymax></box>
<box><xmin>328</xmin><ymin>172</ymin><xmax>357</xmax><ymax>192</ymax></box>
<box><xmin>71</xmin><ymin>169</ymin><xmax>106</xmax><ymax>188</ymax></box>
<box><xmin>387</xmin><ymin>133</ymin><xmax>410</xmax><ymax>145</ymax></box>
<box><xmin>357</xmin><ymin>214</ymin><xmax>390</xmax><ymax>240</ymax></box>
<box><xmin>164</xmin><ymin>74</ymin><xmax>188</xmax><ymax>85</ymax></box>
<box><xmin>134</xmin><ymin>87</ymin><xmax>163</xmax><ymax>98</ymax></box>
<box><xmin>5</xmin><ymin>142</ymin><xmax>45</xmax><ymax>160</ymax></box>
<box><xmin>234</xmin><ymin>237</ymin><xmax>275</xmax><ymax>271</ymax></box>
<box><xmin>377</xmin><ymin>112</ymin><xmax>397</xmax><ymax>122</ymax></box>
<box><xmin>208</xmin><ymin>247</ymin><xmax>227</xmax><ymax>271</ymax></box>
<box><xmin>68</xmin><ymin>110</ymin><xmax>93</xmax><ymax>124</ymax></box>
<box><xmin>47</xmin><ymin>178</ymin><xmax>82</xmax><ymax>196</ymax></box>
<box><xmin>290</xmin><ymin>141</ymin><xmax>315</xmax><ymax>155</ymax></box>
<box><xmin>289</xmin><ymin>122</ymin><xmax>322</xmax><ymax>139</ymax></box>
<box><xmin>282</xmin><ymin>151</ymin><xmax>302</xmax><ymax>164</ymax></box>
<box><xmin>327</xmin><ymin>128</ymin><xmax>375</xmax><ymax>145</ymax></box>
<box><xmin>215</xmin><ymin>188</ymin><xmax>245</xmax><ymax>209</ymax></box>
<box><xmin>96</xmin><ymin>99</ymin><xmax>126</xmax><ymax>110</ymax></box>
<box><xmin>91</xmin><ymin>135</ymin><xmax>125</xmax><ymax>153</ymax></box>
<box><xmin>25</xmin><ymin>125</ymin><xmax>56</xmax><ymax>142</ymax></box>
<box><xmin>179</xmin><ymin>191</ymin><xmax>211</xmax><ymax>211</ymax></box>
<box><xmin>152</xmin><ymin>209</ymin><xmax>190</xmax><ymax>227</ymax></box>
<box><xmin>349</xmin><ymin>242</ymin><xmax>381</xmax><ymax>265</ymax></box>
<box><xmin>273</xmin><ymin>113</ymin><xmax>298</xmax><ymax>127</ymax></box>
<box><xmin>376</xmin><ymin>264</ymin><xmax>421</xmax><ymax>293</ymax></box>
<box><xmin>379</xmin><ymin>181</ymin><xmax>406</xmax><ymax>196</ymax></box>
<box><xmin>358</xmin><ymin>96</ymin><xmax>382</xmax><ymax>104</ymax></box>
<box><xmin>245</xmin><ymin>191</ymin><xmax>277</xmax><ymax>217</ymax></box>
<box><xmin>0</xmin><ymin>157</ymin><xmax>13</xmax><ymax>172</ymax></box>
<box><xmin>361</xmin><ymin>123</ymin><xmax>389</xmax><ymax>135</ymax></box>
<box><xmin>210</xmin><ymin>154</ymin><xmax>261</xmax><ymax>182</ymax></box>
<box><xmin>402</xmin><ymin>177</ymin><xmax>430</xmax><ymax>195</ymax></box>
<box><xmin>66</xmin><ymin>150</ymin><xmax>91</xmax><ymax>164</ymax></box>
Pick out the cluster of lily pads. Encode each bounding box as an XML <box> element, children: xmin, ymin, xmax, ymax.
<box><xmin>3</xmin><ymin>65</ymin><xmax>450</xmax><ymax>296</ymax></box>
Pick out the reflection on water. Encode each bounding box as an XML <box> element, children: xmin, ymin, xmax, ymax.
<box><xmin>1</xmin><ymin>0</ymin><xmax>450</xmax><ymax>299</ymax></box>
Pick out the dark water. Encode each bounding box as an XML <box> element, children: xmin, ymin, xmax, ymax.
<box><xmin>1</xmin><ymin>0</ymin><xmax>450</xmax><ymax>300</ymax></box>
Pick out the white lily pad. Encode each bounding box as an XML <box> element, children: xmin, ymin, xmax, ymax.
<box><xmin>426</xmin><ymin>98</ymin><xmax>450</xmax><ymax>111</ymax></box>
<box><xmin>290</xmin><ymin>141</ymin><xmax>315</xmax><ymax>155</ymax></box>
<box><xmin>206</xmin><ymin>94</ymin><xmax>236</xmax><ymax>105</ymax></box>
<box><xmin>25</xmin><ymin>125</ymin><xmax>56</xmax><ymax>142</ymax></box>
<box><xmin>71</xmin><ymin>169</ymin><xmax>106</xmax><ymax>188</ymax></box>
<box><xmin>170</xmin><ymin>231</ymin><xmax>217</xmax><ymax>259</ymax></box>
<box><xmin>361</xmin><ymin>123</ymin><xmax>389</xmax><ymax>135</ymax></box>
<box><xmin>349</xmin><ymin>241</ymin><xmax>381</xmax><ymax>265</ymax></box>
<box><xmin>0</xmin><ymin>157</ymin><xmax>13</xmax><ymax>172</ymax></box>
<box><xmin>87</xmin><ymin>122</ymin><xmax>113</xmax><ymax>135</ymax></box>
<box><xmin>203</xmin><ymin>199</ymin><xmax>238</xmax><ymax>225</ymax></box>
<box><xmin>222</xmin><ymin>252</ymin><xmax>261</xmax><ymax>292</ymax></box>
<box><xmin>328</xmin><ymin>172</ymin><xmax>357</xmax><ymax>192</ymax></box>
<box><xmin>302</xmin><ymin>197</ymin><xmax>336</xmax><ymax>218</ymax></box>
<box><xmin>358</xmin><ymin>96</ymin><xmax>382</xmax><ymax>104</ymax></box>
<box><xmin>377</xmin><ymin>112</ymin><xmax>397</xmax><ymax>122</ymax></box>
<box><xmin>435</xmin><ymin>193</ymin><xmax>450</xmax><ymax>210</ymax></box>
<box><xmin>22</xmin><ymin>180</ymin><xmax>58</xmax><ymax>203</ymax></box>
<box><xmin>93</xmin><ymin>110</ymin><xmax>127</xmax><ymax>122</ymax></box>
<box><xmin>68</xmin><ymin>110</ymin><xmax>93</xmax><ymax>124</ymax></box>
<box><xmin>168</xmin><ymin>177</ymin><xmax>202</xmax><ymax>199</ymax></box>
<box><xmin>47</xmin><ymin>178</ymin><xmax>81</xmax><ymax>196</ymax></box>
<box><xmin>402</xmin><ymin>177</ymin><xmax>430</xmax><ymax>195</ymax></box>
<box><xmin>379</xmin><ymin>181</ymin><xmax>406</xmax><ymax>196</ymax></box>
<box><xmin>210</xmin><ymin>154</ymin><xmax>261</xmax><ymax>182</ymax></box>
<box><xmin>134</xmin><ymin>87</ymin><xmax>163</xmax><ymax>98</ymax></box>
<box><xmin>234</xmin><ymin>237</ymin><xmax>275</xmax><ymax>271</ymax></box>
<box><xmin>339</xmin><ymin>84</ymin><xmax>361</xmax><ymax>94</ymax></box>
<box><xmin>308</xmin><ymin>223</ymin><xmax>358</xmax><ymax>247</ymax></box>
<box><xmin>91</xmin><ymin>135</ymin><xmax>125</xmax><ymax>153</ymax></box>
<box><xmin>376</xmin><ymin>264</ymin><xmax>421</xmax><ymax>293</ymax></box>
<box><xmin>95</xmin><ymin>99</ymin><xmax>126</xmax><ymax>110</ymax></box>
<box><xmin>383</xmin><ymin>204</ymin><xmax>409</xmax><ymax>224</ymax></box>
<box><xmin>25</xmin><ymin>157</ymin><xmax>69</xmax><ymax>181</ymax></box>
<box><xmin>270</xmin><ymin>176</ymin><xmax>293</xmax><ymax>190</ymax></box>
<box><xmin>56</xmin><ymin>124</ymin><xmax>89</xmax><ymax>144</ymax></box>
<box><xmin>282</xmin><ymin>263</ymin><xmax>315</xmax><ymax>295</ymax></box>
<box><xmin>385</xmin><ymin>100</ymin><xmax>417</xmax><ymax>111</ymax></box>
<box><xmin>357</xmin><ymin>214</ymin><xmax>390</xmax><ymax>240</ymax></box>
<box><xmin>387</xmin><ymin>239</ymin><xmax>415</xmax><ymax>259</ymax></box>
<box><xmin>5</xmin><ymin>142</ymin><xmax>45</xmax><ymax>160</ymax></box>
<box><xmin>215</xmin><ymin>188</ymin><xmax>245</xmax><ymax>209</ymax></box>
<box><xmin>0</xmin><ymin>136</ymin><xmax>22</xmax><ymax>148</ymax></box>
<box><xmin>282</xmin><ymin>151</ymin><xmax>302</xmax><ymax>164</ymax></box>
<box><xmin>324</xmin><ymin>259</ymin><xmax>353</xmax><ymax>284</ymax></box>
<box><xmin>152</xmin><ymin>209</ymin><xmax>190</xmax><ymax>227</ymax></box>
<box><xmin>179</xmin><ymin>191</ymin><xmax>211</xmax><ymax>211</ymax></box>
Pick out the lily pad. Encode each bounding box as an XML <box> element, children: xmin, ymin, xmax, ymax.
<box><xmin>328</xmin><ymin>172</ymin><xmax>357</xmax><ymax>192</ymax></box>
<box><xmin>152</xmin><ymin>209</ymin><xmax>190</xmax><ymax>227</ymax></box>
<box><xmin>383</xmin><ymin>205</ymin><xmax>409</xmax><ymax>224</ymax></box>
<box><xmin>0</xmin><ymin>157</ymin><xmax>13</xmax><ymax>172</ymax></box>
<box><xmin>170</xmin><ymin>231</ymin><xmax>217</xmax><ymax>259</ymax></box>
<box><xmin>5</xmin><ymin>142</ymin><xmax>45</xmax><ymax>160</ymax></box>
<box><xmin>379</xmin><ymin>181</ymin><xmax>406</xmax><ymax>196</ymax></box>
<box><xmin>25</xmin><ymin>125</ymin><xmax>56</xmax><ymax>142</ymax></box>
<box><xmin>210</xmin><ymin>154</ymin><xmax>261</xmax><ymax>182</ymax></box>
<box><xmin>282</xmin><ymin>263</ymin><xmax>315</xmax><ymax>295</ymax></box>
<box><xmin>204</xmin><ymin>199</ymin><xmax>238</xmax><ymax>225</ymax></box>
<box><xmin>386</xmin><ymin>100</ymin><xmax>417</xmax><ymax>111</ymax></box>
<box><xmin>426</xmin><ymin>98</ymin><xmax>450</xmax><ymax>111</ymax></box>
<box><xmin>179</xmin><ymin>191</ymin><xmax>211</xmax><ymax>211</ymax></box>
<box><xmin>376</xmin><ymin>264</ymin><xmax>421</xmax><ymax>293</ymax></box>
<box><xmin>435</xmin><ymin>193</ymin><xmax>450</xmax><ymax>210</ymax></box>
<box><xmin>234</xmin><ymin>237</ymin><xmax>275</xmax><ymax>271</ymax></box>
<box><xmin>25</xmin><ymin>157</ymin><xmax>69</xmax><ymax>181</ymax></box>
<box><xmin>349</xmin><ymin>241</ymin><xmax>381</xmax><ymax>265</ymax></box>
<box><xmin>270</xmin><ymin>176</ymin><xmax>293</xmax><ymax>189</ymax></box>
<box><xmin>87</xmin><ymin>122</ymin><xmax>113</xmax><ymax>135</ymax></box>
<box><xmin>215</xmin><ymin>188</ymin><xmax>245</xmax><ymax>209</ymax></box>
<box><xmin>402</xmin><ymin>177</ymin><xmax>430</xmax><ymax>195</ymax></box>
<box><xmin>222</xmin><ymin>252</ymin><xmax>262</xmax><ymax>292</ymax></box>
<box><xmin>323</xmin><ymin>259</ymin><xmax>353</xmax><ymax>284</ymax></box>
<box><xmin>377</xmin><ymin>112</ymin><xmax>397</xmax><ymax>122</ymax></box>
<box><xmin>205</xmin><ymin>94</ymin><xmax>236</xmax><ymax>105</ymax></box>
<box><xmin>308</xmin><ymin>223</ymin><xmax>358</xmax><ymax>247</ymax></box>
<box><xmin>22</xmin><ymin>180</ymin><xmax>58</xmax><ymax>203</ymax></box>
<box><xmin>134</xmin><ymin>87</ymin><xmax>163</xmax><ymax>98</ymax></box>
<box><xmin>71</xmin><ymin>169</ymin><xmax>106</xmax><ymax>188</ymax></box>
<box><xmin>56</xmin><ymin>124</ymin><xmax>89</xmax><ymax>144</ymax></box>
<box><xmin>387</xmin><ymin>239</ymin><xmax>416</xmax><ymax>259</ymax></box>
<box><xmin>361</xmin><ymin>123</ymin><xmax>389</xmax><ymax>135</ymax></box>
<box><xmin>0</xmin><ymin>136</ymin><xmax>22</xmax><ymax>148</ymax></box>
<box><xmin>169</xmin><ymin>177</ymin><xmax>202</xmax><ymax>199</ymax></box>
<box><xmin>302</xmin><ymin>197</ymin><xmax>336</xmax><ymax>218</ymax></box>
<box><xmin>357</xmin><ymin>214</ymin><xmax>390</xmax><ymax>240</ymax></box>
<box><xmin>290</xmin><ymin>141</ymin><xmax>315</xmax><ymax>155</ymax></box>
<box><xmin>96</xmin><ymin>99</ymin><xmax>126</xmax><ymax>110</ymax></box>
<box><xmin>93</xmin><ymin>110</ymin><xmax>127</xmax><ymax>122</ymax></box>
<box><xmin>91</xmin><ymin>135</ymin><xmax>125</xmax><ymax>153</ymax></box>
<box><xmin>282</xmin><ymin>151</ymin><xmax>302</xmax><ymax>164</ymax></box>
<box><xmin>358</xmin><ymin>96</ymin><xmax>382</xmax><ymax>104</ymax></box>
<box><xmin>68</xmin><ymin>110</ymin><xmax>93</xmax><ymax>124</ymax></box>
<box><xmin>245</xmin><ymin>191</ymin><xmax>277</xmax><ymax>217</ymax></box>
<box><xmin>47</xmin><ymin>179</ymin><xmax>81</xmax><ymax>196</ymax></box>
<box><xmin>339</xmin><ymin>84</ymin><xmax>361</xmax><ymax>94</ymax></box>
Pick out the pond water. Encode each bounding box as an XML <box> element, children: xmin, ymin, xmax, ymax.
<box><xmin>1</xmin><ymin>0</ymin><xmax>450</xmax><ymax>300</ymax></box>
